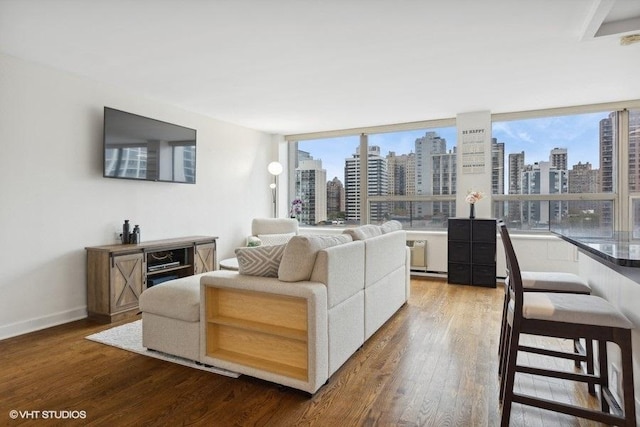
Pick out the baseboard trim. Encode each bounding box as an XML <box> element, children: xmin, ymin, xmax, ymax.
<box><xmin>0</xmin><ymin>307</ymin><xmax>87</xmax><ymax>340</ymax></box>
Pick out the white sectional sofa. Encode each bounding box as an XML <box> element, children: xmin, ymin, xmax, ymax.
<box><xmin>140</xmin><ymin>221</ymin><xmax>409</xmax><ymax>394</ymax></box>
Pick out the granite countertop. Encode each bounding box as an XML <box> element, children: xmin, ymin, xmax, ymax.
<box><xmin>552</xmin><ymin>231</ymin><xmax>640</xmax><ymax>267</ymax></box>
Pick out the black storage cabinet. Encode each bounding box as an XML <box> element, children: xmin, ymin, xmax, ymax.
<box><xmin>447</xmin><ymin>218</ymin><xmax>496</xmax><ymax>288</ymax></box>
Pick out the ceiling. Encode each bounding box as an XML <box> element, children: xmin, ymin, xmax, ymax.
<box><xmin>1</xmin><ymin>0</ymin><xmax>639</xmax><ymax>136</ymax></box>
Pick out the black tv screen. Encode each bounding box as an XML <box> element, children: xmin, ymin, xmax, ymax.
<box><xmin>103</xmin><ymin>107</ymin><xmax>197</xmax><ymax>183</ymax></box>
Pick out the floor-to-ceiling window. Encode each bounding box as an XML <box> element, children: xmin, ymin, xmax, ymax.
<box><xmin>367</xmin><ymin>127</ymin><xmax>457</xmax><ymax>230</ymax></box>
<box><xmin>290</xmin><ymin>136</ymin><xmax>358</xmax><ymax>226</ymax></box>
<box><xmin>492</xmin><ymin>110</ymin><xmax>615</xmax><ymax>236</ymax></box>
<box><xmin>287</xmin><ymin>102</ymin><xmax>640</xmax><ymax>232</ymax></box>
<box><xmin>289</xmin><ymin>124</ymin><xmax>457</xmax><ymax>229</ymax></box>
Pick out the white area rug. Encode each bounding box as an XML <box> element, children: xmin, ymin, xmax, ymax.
<box><xmin>85</xmin><ymin>320</ymin><xmax>239</xmax><ymax>378</ymax></box>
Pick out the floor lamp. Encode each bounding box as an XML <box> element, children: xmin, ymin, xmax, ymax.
<box><xmin>268</xmin><ymin>161</ymin><xmax>283</xmax><ymax>218</ymax></box>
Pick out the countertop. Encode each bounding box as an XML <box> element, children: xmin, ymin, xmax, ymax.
<box><xmin>552</xmin><ymin>231</ymin><xmax>640</xmax><ymax>268</ymax></box>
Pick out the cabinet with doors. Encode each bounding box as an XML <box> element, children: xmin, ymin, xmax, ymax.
<box><xmin>447</xmin><ymin>218</ymin><xmax>496</xmax><ymax>287</ymax></box>
<box><xmin>86</xmin><ymin>236</ymin><xmax>217</xmax><ymax>323</ymax></box>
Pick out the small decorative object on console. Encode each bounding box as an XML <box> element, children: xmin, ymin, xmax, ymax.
<box><xmin>122</xmin><ymin>219</ymin><xmax>130</xmax><ymax>244</ymax></box>
<box><xmin>465</xmin><ymin>190</ymin><xmax>484</xmax><ymax>219</ymax></box>
<box><xmin>121</xmin><ymin>219</ymin><xmax>141</xmax><ymax>244</ymax></box>
<box><xmin>131</xmin><ymin>225</ymin><xmax>141</xmax><ymax>244</ymax></box>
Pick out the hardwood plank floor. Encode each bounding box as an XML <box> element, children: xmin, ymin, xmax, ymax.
<box><xmin>0</xmin><ymin>278</ymin><xmax>605</xmax><ymax>426</ymax></box>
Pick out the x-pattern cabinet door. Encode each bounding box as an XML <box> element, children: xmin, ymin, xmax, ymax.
<box><xmin>110</xmin><ymin>253</ymin><xmax>144</xmax><ymax>313</ymax></box>
<box><xmin>195</xmin><ymin>243</ymin><xmax>215</xmax><ymax>274</ymax></box>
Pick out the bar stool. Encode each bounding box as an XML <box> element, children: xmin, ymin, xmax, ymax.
<box><xmin>498</xmin><ymin>222</ymin><xmax>636</xmax><ymax>426</ymax></box>
<box><xmin>498</xmin><ymin>269</ymin><xmax>594</xmax><ymax>393</ymax></box>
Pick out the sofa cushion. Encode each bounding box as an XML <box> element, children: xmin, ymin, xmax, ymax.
<box><xmin>235</xmin><ymin>244</ymin><xmax>286</xmax><ymax>277</ymax></box>
<box><xmin>251</xmin><ymin>218</ymin><xmax>299</xmax><ymax>235</ymax></box>
<box><xmin>342</xmin><ymin>224</ymin><xmax>382</xmax><ymax>241</ymax></box>
<box><xmin>257</xmin><ymin>232</ymin><xmax>295</xmax><ymax>246</ymax></box>
<box><xmin>380</xmin><ymin>220</ymin><xmax>403</xmax><ymax>233</ymax></box>
<box><xmin>279</xmin><ymin>234</ymin><xmax>352</xmax><ymax>282</ymax></box>
<box><xmin>139</xmin><ymin>275</ymin><xmax>202</xmax><ymax>322</ymax></box>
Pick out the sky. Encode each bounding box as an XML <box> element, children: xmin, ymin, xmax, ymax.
<box><xmin>297</xmin><ymin>111</ymin><xmax>610</xmax><ymax>183</ymax></box>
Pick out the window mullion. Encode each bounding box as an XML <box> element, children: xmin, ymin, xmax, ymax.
<box><xmin>617</xmin><ymin>110</ymin><xmax>630</xmax><ymax>231</ymax></box>
<box><xmin>359</xmin><ymin>134</ymin><xmax>368</xmax><ymax>225</ymax></box>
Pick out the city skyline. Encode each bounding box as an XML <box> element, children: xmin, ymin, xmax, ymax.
<box><xmin>293</xmin><ymin>110</ymin><xmax>640</xmax><ymax>230</ymax></box>
<box><xmin>298</xmin><ymin>111</ymin><xmax>609</xmax><ymax>184</ymax></box>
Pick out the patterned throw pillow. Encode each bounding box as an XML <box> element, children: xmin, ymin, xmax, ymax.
<box><xmin>235</xmin><ymin>244</ymin><xmax>286</xmax><ymax>277</ymax></box>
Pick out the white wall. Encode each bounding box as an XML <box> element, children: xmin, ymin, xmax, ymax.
<box><xmin>0</xmin><ymin>53</ymin><xmax>276</xmax><ymax>339</ymax></box>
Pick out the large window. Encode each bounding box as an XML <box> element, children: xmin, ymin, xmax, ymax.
<box><xmin>367</xmin><ymin>127</ymin><xmax>457</xmax><ymax>229</ymax></box>
<box><xmin>292</xmin><ymin>136</ymin><xmax>359</xmax><ymax>226</ymax></box>
<box><xmin>292</xmin><ymin>127</ymin><xmax>457</xmax><ymax>229</ymax></box>
<box><xmin>288</xmin><ymin>103</ymin><xmax>640</xmax><ymax>232</ymax></box>
<box><xmin>492</xmin><ymin>111</ymin><xmax>613</xmax><ymax>234</ymax></box>
<box><xmin>493</xmin><ymin>109</ymin><xmax>640</xmax><ymax>235</ymax></box>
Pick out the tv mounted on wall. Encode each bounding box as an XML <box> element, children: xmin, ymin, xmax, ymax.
<box><xmin>103</xmin><ymin>107</ymin><xmax>197</xmax><ymax>183</ymax></box>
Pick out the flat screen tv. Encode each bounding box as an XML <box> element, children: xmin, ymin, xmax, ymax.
<box><xmin>103</xmin><ymin>107</ymin><xmax>197</xmax><ymax>183</ymax></box>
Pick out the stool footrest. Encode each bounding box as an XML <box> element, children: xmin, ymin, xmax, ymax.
<box><xmin>518</xmin><ymin>344</ymin><xmax>586</xmax><ymax>362</ymax></box>
<box><xmin>512</xmin><ymin>393</ymin><xmax>625</xmax><ymax>425</ymax></box>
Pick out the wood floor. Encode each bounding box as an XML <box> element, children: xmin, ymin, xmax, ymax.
<box><xmin>0</xmin><ymin>278</ymin><xmax>605</xmax><ymax>426</ymax></box>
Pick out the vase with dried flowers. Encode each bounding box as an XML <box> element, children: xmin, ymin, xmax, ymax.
<box><xmin>465</xmin><ymin>190</ymin><xmax>484</xmax><ymax>219</ymax></box>
<box><xmin>289</xmin><ymin>198</ymin><xmax>304</xmax><ymax>221</ymax></box>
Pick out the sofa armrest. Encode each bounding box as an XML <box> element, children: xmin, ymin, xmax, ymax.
<box><xmin>199</xmin><ymin>271</ymin><xmax>328</xmax><ymax>394</ymax></box>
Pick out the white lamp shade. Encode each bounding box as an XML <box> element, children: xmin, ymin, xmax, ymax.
<box><xmin>267</xmin><ymin>161</ymin><xmax>283</xmax><ymax>176</ymax></box>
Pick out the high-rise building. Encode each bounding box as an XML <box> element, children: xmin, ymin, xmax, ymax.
<box><xmin>344</xmin><ymin>146</ymin><xmax>388</xmax><ymax>222</ymax></box>
<box><xmin>599</xmin><ymin>114</ymin><xmax>614</xmax><ymax>229</ymax></box>
<box><xmin>508</xmin><ymin>151</ymin><xmax>525</xmax><ymax>195</ymax></box>
<box><xmin>568</xmin><ymin>161</ymin><xmax>599</xmax><ymax>213</ymax></box>
<box><xmin>326</xmin><ymin>177</ymin><xmax>345</xmax><ymax>220</ymax></box>
<box><xmin>598</xmin><ymin>110</ymin><xmax>640</xmax><ymax>228</ymax></box>
<box><xmin>522</xmin><ymin>161</ymin><xmax>567</xmax><ymax>226</ymax></box>
<box><xmin>550</xmin><ymin>147</ymin><xmax>568</xmax><ymax>171</ymax></box>
<box><xmin>507</xmin><ymin>151</ymin><xmax>525</xmax><ymax>224</ymax></box>
<box><xmin>387</xmin><ymin>151</ymin><xmax>416</xmax><ymax>196</ymax></box>
<box><xmin>386</xmin><ymin>151</ymin><xmax>416</xmax><ymax>218</ymax></box>
<box><xmin>628</xmin><ymin>110</ymin><xmax>640</xmax><ymax>191</ymax></box>
<box><xmin>492</xmin><ymin>138</ymin><xmax>505</xmax><ymax>218</ymax></box>
<box><xmin>568</xmin><ymin>161</ymin><xmax>599</xmax><ymax>193</ymax></box>
<box><xmin>414</xmin><ymin>131</ymin><xmax>455</xmax><ymax>219</ymax></box>
<box><xmin>599</xmin><ymin>114</ymin><xmax>614</xmax><ymax>193</ymax></box>
<box><xmin>295</xmin><ymin>153</ymin><xmax>327</xmax><ymax>225</ymax></box>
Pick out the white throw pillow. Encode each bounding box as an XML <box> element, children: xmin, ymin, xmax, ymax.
<box><xmin>235</xmin><ymin>244</ymin><xmax>286</xmax><ymax>277</ymax></box>
<box><xmin>278</xmin><ymin>234</ymin><xmax>352</xmax><ymax>282</ymax></box>
<box><xmin>380</xmin><ymin>220</ymin><xmax>403</xmax><ymax>233</ymax></box>
<box><xmin>257</xmin><ymin>232</ymin><xmax>295</xmax><ymax>246</ymax></box>
<box><xmin>342</xmin><ymin>224</ymin><xmax>383</xmax><ymax>241</ymax></box>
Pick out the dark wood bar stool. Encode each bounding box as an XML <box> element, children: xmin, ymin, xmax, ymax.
<box><xmin>498</xmin><ymin>221</ymin><xmax>636</xmax><ymax>426</ymax></box>
<box><xmin>496</xmin><ymin>225</ymin><xmax>594</xmax><ymax>393</ymax></box>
